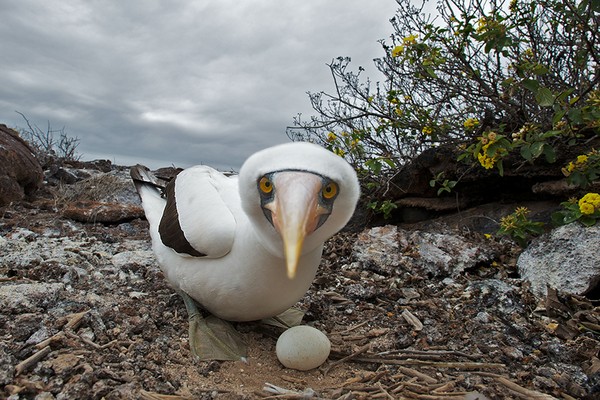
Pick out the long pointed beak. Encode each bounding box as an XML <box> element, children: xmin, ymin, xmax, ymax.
<box><xmin>265</xmin><ymin>172</ymin><xmax>324</xmax><ymax>279</ymax></box>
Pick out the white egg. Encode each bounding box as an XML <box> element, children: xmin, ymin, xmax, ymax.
<box><xmin>276</xmin><ymin>325</ymin><xmax>331</xmax><ymax>371</ymax></box>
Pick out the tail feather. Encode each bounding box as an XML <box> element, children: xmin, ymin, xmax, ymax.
<box><xmin>130</xmin><ymin>164</ymin><xmax>168</xmax><ymax>196</ymax></box>
<box><xmin>130</xmin><ymin>164</ymin><xmax>169</xmax><ymax>227</ymax></box>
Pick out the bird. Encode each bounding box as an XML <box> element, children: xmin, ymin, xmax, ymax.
<box><xmin>131</xmin><ymin>142</ymin><xmax>360</xmax><ymax>361</ymax></box>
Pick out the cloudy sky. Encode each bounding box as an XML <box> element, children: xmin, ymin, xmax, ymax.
<box><xmin>1</xmin><ymin>1</ymin><xmax>401</xmax><ymax>170</ymax></box>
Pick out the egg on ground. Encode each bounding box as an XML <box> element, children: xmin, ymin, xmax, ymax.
<box><xmin>276</xmin><ymin>325</ymin><xmax>331</xmax><ymax>371</ymax></box>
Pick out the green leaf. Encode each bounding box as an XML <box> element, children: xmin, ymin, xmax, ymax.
<box><xmin>522</xmin><ymin>79</ymin><xmax>540</xmax><ymax>92</ymax></box>
<box><xmin>543</xmin><ymin>145</ymin><xmax>556</xmax><ymax>163</ymax></box>
<box><xmin>531</xmin><ymin>141</ymin><xmax>545</xmax><ymax>158</ymax></box>
<box><xmin>520</xmin><ymin>144</ymin><xmax>532</xmax><ymax>161</ymax></box>
<box><xmin>424</xmin><ymin>66</ymin><xmax>438</xmax><ymax>78</ymax></box>
<box><xmin>552</xmin><ymin>109</ymin><xmax>566</xmax><ymax>126</ymax></box>
<box><xmin>568</xmin><ymin>108</ymin><xmax>583</xmax><ymax>124</ymax></box>
<box><xmin>536</xmin><ymin>87</ymin><xmax>555</xmax><ymax>107</ymax></box>
<box><xmin>532</xmin><ymin>64</ymin><xmax>549</xmax><ymax>75</ymax></box>
<box><xmin>382</xmin><ymin>158</ymin><xmax>396</xmax><ymax>168</ymax></box>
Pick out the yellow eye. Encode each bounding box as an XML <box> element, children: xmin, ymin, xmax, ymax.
<box><xmin>322</xmin><ymin>182</ymin><xmax>338</xmax><ymax>199</ymax></box>
<box><xmin>259</xmin><ymin>176</ymin><xmax>273</xmax><ymax>194</ymax></box>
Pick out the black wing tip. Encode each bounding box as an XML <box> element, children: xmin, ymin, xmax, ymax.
<box><xmin>130</xmin><ymin>164</ymin><xmax>166</xmax><ymax>194</ymax></box>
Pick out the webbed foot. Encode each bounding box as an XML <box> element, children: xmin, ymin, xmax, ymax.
<box><xmin>180</xmin><ymin>291</ymin><xmax>247</xmax><ymax>361</ymax></box>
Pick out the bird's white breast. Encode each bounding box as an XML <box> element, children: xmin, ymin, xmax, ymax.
<box><xmin>151</xmin><ymin>213</ymin><xmax>322</xmax><ymax>321</ymax></box>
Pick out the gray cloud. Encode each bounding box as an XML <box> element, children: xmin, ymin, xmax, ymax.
<box><xmin>0</xmin><ymin>1</ymin><xmax>398</xmax><ymax>170</ymax></box>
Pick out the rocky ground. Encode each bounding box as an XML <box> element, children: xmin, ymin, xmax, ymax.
<box><xmin>1</xmin><ymin>165</ymin><xmax>599</xmax><ymax>399</ymax></box>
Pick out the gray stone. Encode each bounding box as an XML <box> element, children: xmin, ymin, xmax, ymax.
<box><xmin>517</xmin><ymin>223</ymin><xmax>600</xmax><ymax>297</ymax></box>
<box><xmin>0</xmin><ymin>282</ymin><xmax>65</xmax><ymax>313</ymax></box>
<box><xmin>353</xmin><ymin>225</ymin><xmax>501</xmax><ymax>277</ymax></box>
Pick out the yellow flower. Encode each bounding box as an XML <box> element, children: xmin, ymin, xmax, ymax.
<box><xmin>576</xmin><ymin>155</ymin><xmax>588</xmax><ymax>164</ymax></box>
<box><xmin>580</xmin><ymin>202</ymin><xmax>595</xmax><ymax>215</ymax></box>
<box><xmin>334</xmin><ymin>148</ymin><xmax>345</xmax><ymax>157</ymax></box>
<box><xmin>579</xmin><ymin>193</ymin><xmax>600</xmax><ymax>214</ymax></box>
<box><xmin>476</xmin><ymin>17</ymin><xmax>487</xmax><ymax>34</ymax></box>
<box><xmin>581</xmin><ymin>192</ymin><xmax>600</xmax><ymax>207</ymax></box>
<box><xmin>500</xmin><ymin>214</ymin><xmax>517</xmax><ymax>229</ymax></box>
<box><xmin>422</xmin><ymin>126</ymin><xmax>433</xmax><ymax>135</ymax></box>
<box><xmin>391</xmin><ymin>45</ymin><xmax>405</xmax><ymax>58</ymax></box>
<box><xmin>562</xmin><ymin>161</ymin><xmax>575</xmax><ymax>176</ymax></box>
<box><xmin>394</xmin><ymin>108</ymin><xmax>403</xmax><ymax>116</ymax></box>
<box><xmin>403</xmin><ymin>34</ymin><xmax>418</xmax><ymax>45</ymax></box>
<box><xmin>463</xmin><ymin>118</ymin><xmax>480</xmax><ymax>130</ymax></box>
<box><xmin>350</xmin><ymin>138</ymin><xmax>359</xmax><ymax>148</ymax></box>
<box><xmin>327</xmin><ymin>132</ymin><xmax>337</xmax><ymax>142</ymax></box>
<box><xmin>515</xmin><ymin>207</ymin><xmax>530</xmax><ymax>218</ymax></box>
<box><xmin>478</xmin><ymin>153</ymin><xmax>495</xmax><ymax>169</ymax></box>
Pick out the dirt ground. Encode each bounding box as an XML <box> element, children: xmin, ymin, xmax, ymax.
<box><xmin>1</xmin><ymin>197</ymin><xmax>599</xmax><ymax>399</ymax></box>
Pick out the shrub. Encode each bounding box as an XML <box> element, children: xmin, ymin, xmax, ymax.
<box><xmin>288</xmin><ymin>0</ymin><xmax>600</xmax><ymax>215</ymax></box>
<box><xmin>16</xmin><ymin>111</ymin><xmax>81</xmax><ymax>167</ymax></box>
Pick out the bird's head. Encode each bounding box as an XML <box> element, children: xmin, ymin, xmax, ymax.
<box><xmin>239</xmin><ymin>142</ymin><xmax>360</xmax><ymax>279</ymax></box>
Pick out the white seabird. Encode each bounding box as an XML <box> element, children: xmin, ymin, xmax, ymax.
<box><xmin>131</xmin><ymin>142</ymin><xmax>360</xmax><ymax>360</ymax></box>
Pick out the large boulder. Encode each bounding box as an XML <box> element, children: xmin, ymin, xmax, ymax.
<box><xmin>0</xmin><ymin>124</ymin><xmax>43</xmax><ymax>206</ymax></box>
<box><xmin>517</xmin><ymin>223</ymin><xmax>600</xmax><ymax>297</ymax></box>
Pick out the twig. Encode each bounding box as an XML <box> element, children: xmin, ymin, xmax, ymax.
<box><xmin>394</xmin><ymin>366</ymin><xmax>438</xmax><ymax>384</ymax></box>
<box><xmin>377</xmin><ymin>382</ymin><xmax>395</xmax><ymax>399</ymax></box>
<box><xmin>15</xmin><ymin>346</ymin><xmax>52</xmax><ymax>375</ymax></box>
<box><xmin>351</xmin><ymin>357</ymin><xmax>505</xmax><ymax>370</ymax></box>
<box><xmin>378</xmin><ymin>349</ymin><xmax>480</xmax><ymax>361</ymax></box>
<box><xmin>324</xmin><ymin>344</ymin><xmax>371</xmax><ymax>375</ymax></box>
<box><xmin>495</xmin><ymin>377</ymin><xmax>558</xmax><ymax>400</ymax></box>
<box><xmin>65</xmin><ymin>330</ymin><xmax>118</xmax><ymax>350</ymax></box>
<box><xmin>139</xmin><ymin>390</ymin><xmax>192</xmax><ymax>399</ymax></box>
<box><xmin>35</xmin><ymin>331</ymin><xmax>66</xmax><ymax>349</ymax></box>
<box><xmin>338</xmin><ymin>321</ymin><xmax>369</xmax><ymax>334</ymax></box>
<box><xmin>261</xmin><ymin>383</ymin><xmax>317</xmax><ymax>399</ymax></box>
<box><xmin>64</xmin><ymin>310</ymin><xmax>89</xmax><ymax>330</ymax></box>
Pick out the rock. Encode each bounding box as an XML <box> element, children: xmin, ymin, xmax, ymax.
<box><xmin>353</xmin><ymin>225</ymin><xmax>400</xmax><ymax>274</ymax></box>
<box><xmin>59</xmin><ymin>170</ymin><xmax>144</xmax><ymax>223</ymax></box>
<box><xmin>0</xmin><ymin>282</ymin><xmax>64</xmax><ymax>313</ymax></box>
<box><xmin>517</xmin><ymin>223</ymin><xmax>600</xmax><ymax>297</ymax></box>
<box><xmin>0</xmin><ymin>344</ymin><xmax>14</xmax><ymax>386</ymax></box>
<box><xmin>0</xmin><ymin>124</ymin><xmax>43</xmax><ymax>206</ymax></box>
<box><xmin>353</xmin><ymin>225</ymin><xmax>501</xmax><ymax>277</ymax></box>
<box><xmin>111</xmin><ymin>250</ymin><xmax>155</xmax><ymax>269</ymax></box>
<box><xmin>62</xmin><ymin>201</ymin><xmax>144</xmax><ymax>224</ymax></box>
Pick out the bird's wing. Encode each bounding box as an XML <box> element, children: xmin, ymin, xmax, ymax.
<box><xmin>158</xmin><ymin>166</ymin><xmax>236</xmax><ymax>258</ymax></box>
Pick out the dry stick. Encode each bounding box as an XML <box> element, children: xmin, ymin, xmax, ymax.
<box><xmin>379</xmin><ymin>349</ymin><xmax>481</xmax><ymax>361</ymax></box>
<box><xmin>65</xmin><ymin>330</ymin><xmax>118</xmax><ymax>350</ymax></box>
<box><xmin>139</xmin><ymin>390</ymin><xmax>192</xmax><ymax>399</ymax></box>
<box><xmin>395</xmin><ymin>366</ymin><xmax>439</xmax><ymax>384</ymax></box>
<box><xmin>338</xmin><ymin>320</ymin><xmax>369</xmax><ymax>334</ymax></box>
<box><xmin>351</xmin><ymin>357</ymin><xmax>505</xmax><ymax>370</ymax></box>
<box><xmin>35</xmin><ymin>331</ymin><xmax>66</xmax><ymax>349</ymax></box>
<box><xmin>495</xmin><ymin>377</ymin><xmax>558</xmax><ymax>400</ymax></box>
<box><xmin>324</xmin><ymin>343</ymin><xmax>371</xmax><ymax>375</ymax></box>
<box><xmin>15</xmin><ymin>346</ymin><xmax>52</xmax><ymax>376</ymax></box>
<box><xmin>64</xmin><ymin>310</ymin><xmax>89</xmax><ymax>329</ymax></box>
<box><xmin>374</xmin><ymin>384</ymin><xmax>395</xmax><ymax>400</ymax></box>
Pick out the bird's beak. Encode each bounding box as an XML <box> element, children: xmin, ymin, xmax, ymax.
<box><xmin>264</xmin><ymin>172</ymin><xmax>327</xmax><ymax>279</ymax></box>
